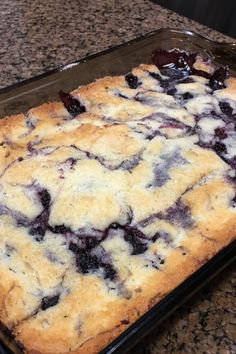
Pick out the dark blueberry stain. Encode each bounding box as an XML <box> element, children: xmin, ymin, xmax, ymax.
<box><xmin>69</xmin><ymin>243</ymin><xmax>117</xmax><ymax>281</ymax></box>
<box><xmin>151</xmin><ymin>166</ymin><xmax>170</xmax><ymax>188</ymax></box>
<box><xmin>153</xmin><ymin>231</ymin><xmax>172</xmax><ymax>245</ymax></box>
<box><xmin>148</xmin><ymin>260</ymin><xmax>159</xmax><ymax>269</ymax></box>
<box><xmin>162</xmin><ymin>200</ymin><xmax>193</xmax><ymax>228</ymax></box>
<box><xmin>214</xmin><ymin>127</ymin><xmax>228</xmax><ymax>140</ymax></box>
<box><xmin>148</xmin><ymin>63</ymin><xmax>200</xmax><ymax>97</ymax></box>
<box><xmin>149</xmin><ymin>70</ymin><xmax>184</xmax><ymax>94</ymax></box>
<box><xmin>141</xmin><ymin>200</ymin><xmax>193</xmax><ymax>229</ymax></box>
<box><xmin>149</xmin><ymin>149</ymin><xmax>188</xmax><ymax>188</ymax></box>
<box><xmin>209</xmin><ymin>67</ymin><xmax>228</xmax><ymax>91</ymax></box>
<box><xmin>76</xmin><ymin>249</ymin><xmax>99</xmax><ymax>273</ymax></box>
<box><xmin>149</xmin><ymin>72</ymin><xmax>162</xmax><ymax>81</ymax></box>
<box><xmin>118</xmin><ymin>153</ymin><xmax>142</xmax><ymax>172</ymax></box>
<box><xmin>108</xmin><ymin>222</ymin><xmax>156</xmax><ymax>256</ymax></box>
<box><xmin>27</xmin><ymin>142</ymin><xmax>37</xmax><ymax>154</ymax></box>
<box><xmin>29</xmin><ymin>209</ymin><xmax>50</xmax><ymax>241</ymax></box>
<box><xmin>145</xmin><ymin>130</ymin><xmax>162</xmax><ymax>141</ymax></box>
<box><xmin>26</xmin><ymin>119</ymin><xmax>36</xmax><ymax>130</ymax></box>
<box><xmin>18</xmin><ymin>157</ymin><xmax>23</xmax><ymax>162</ymax></box>
<box><xmin>41</xmin><ymin>295</ymin><xmax>60</xmax><ymax>310</ymax></box>
<box><xmin>79</xmin><ymin>237</ymin><xmax>101</xmax><ymax>250</ymax></box>
<box><xmin>229</xmin><ymin>157</ymin><xmax>236</xmax><ymax>170</ymax></box>
<box><xmin>149</xmin><ymin>72</ymin><xmax>170</xmax><ymax>90</ymax></box>
<box><xmin>195</xmin><ymin>112</ymin><xmax>235</xmax><ymax>166</ymax></box>
<box><xmin>74</xmin><ymin>147</ymin><xmax>142</xmax><ymax>173</ymax></box>
<box><xmin>123</xmin><ymin>226</ymin><xmax>148</xmax><ymax>255</ymax></box>
<box><xmin>108</xmin><ymin>222</ymin><xmax>121</xmax><ymax>230</ymax></box>
<box><xmin>219</xmin><ymin>101</ymin><xmax>233</xmax><ymax>116</ymax></box>
<box><xmin>68</xmin><ymin>242</ymin><xmax>79</xmax><ymax>253</ymax></box>
<box><xmin>49</xmin><ymin>224</ymin><xmax>73</xmax><ymax>234</ymax></box>
<box><xmin>134</xmin><ymin>92</ymin><xmax>151</xmax><ymax>104</ymax></box>
<box><xmin>165</xmin><ymin>202</ymin><xmax>192</xmax><ymax>228</ymax></box>
<box><xmin>0</xmin><ymin>204</ymin><xmax>30</xmax><ymax>228</ymax></box>
<box><xmin>140</xmin><ymin>214</ymin><xmax>155</xmax><ymax>227</ymax></box>
<box><xmin>183</xmin><ymin>92</ymin><xmax>193</xmax><ymax>100</ymax></box>
<box><xmin>121</xmin><ymin>319</ymin><xmax>130</xmax><ymax>325</ymax></box>
<box><xmin>38</xmin><ymin>188</ymin><xmax>51</xmax><ymax>209</ymax></box>
<box><xmin>166</xmin><ymin>88</ymin><xmax>177</xmax><ymax>96</ymax></box>
<box><xmin>65</xmin><ymin>157</ymin><xmax>77</xmax><ymax>169</ymax></box>
<box><xmin>227</xmin><ymin>169</ymin><xmax>236</xmax><ymax>184</ymax></box>
<box><xmin>159</xmin><ymin>257</ymin><xmax>165</xmax><ymax>265</ymax></box>
<box><xmin>156</xmin><ymin>254</ymin><xmax>166</xmax><ymax>266</ymax></box>
<box><xmin>59</xmin><ymin>90</ymin><xmax>86</xmax><ymax>117</ymax></box>
<box><xmin>151</xmin><ymin>233</ymin><xmax>159</xmax><ymax>242</ymax></box>
<box><xmin>125</xmin><ymin>73</ymin><xmax>141</xmax><ymax>89</ymax></box>
<box><xmin>103</xmin><ymin>263</ymin><xmax>117</xmax><ymax>280</ymax></box>
<box><xmin>49</xmin><ymin>225</ymin><xmax>106</xmax><ymax>250</ymax></box>
<box><xmin>28</xmin><ymin>187</ymin><xmax>52</xmax><ymax>241</ymax></box>
<box><xmin>213</xmin><ymin>141</ymin><xmax>227</xmax><ymax>155</ymax></box>
<box><xmin>197</xmin><ymin>140</ymin><xmax>213</xmax><ymax>150</ymax></box>
<box><xmin>231</xmin><ymin>194</ymin><xmax>236</xmax><ymax>207</ymax></box>
<box><xmin>118</xmin><ymin>92</ymin><xmax>129</xmax><ymax>99</ymax></box>
<box><xmin>138</xmin><ymin>113</ymin><xmax>193</xmax><ymax>140</ymax></box>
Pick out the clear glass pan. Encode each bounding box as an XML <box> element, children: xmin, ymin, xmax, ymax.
<box><xmin>0</xmin><ymin>28</ymin><xmax>235</xmax><ymax>354</ymax></box>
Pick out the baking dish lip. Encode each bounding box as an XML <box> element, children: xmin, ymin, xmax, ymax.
<box><xmin>1</xmin><ymin>27</ymin><xmax>236</xmax><ymax>118</ymax></box>
<box><xmin>0</xmin><ymin>27</ymin><xmax>235</xmax><ymax>95</ymax></box>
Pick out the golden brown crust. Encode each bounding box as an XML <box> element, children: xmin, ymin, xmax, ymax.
<box><xmin>0</xmin><ymin>56</ymin><xmax>236</xmax><ymax>354</ymax></box>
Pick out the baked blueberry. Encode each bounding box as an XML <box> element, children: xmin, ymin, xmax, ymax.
<box><xmin>59</xmin><ymin>90</ymin><xmax>86</xmax><ymax>117</ymax></box>
<box><xmin>41</xmin><ymin>295</ymin><xmax>60</xmax><ymax>310</ymax></box>
<box><xmin>125</xmin><ymin>73</ymin><xmax>141</xmax><ymax>89</ymax></box>
<box><xmin>219</xmin><ymin>101</ymin><xmax>233</xmax><ymax>115</ymax></box>
<box><xmin>209</xmin><ymin>67</ymin><xmax>228</xmax><ymax>91</ymax></box>
<box><xmin>123</xmin><ymin>226</ymin><xmax>148</xmax><ymax>255</ymax></box>
<box><xmin>213</xmin><ymin>141</ymin><xmax>227</xmax><ymax>155</ymax></box>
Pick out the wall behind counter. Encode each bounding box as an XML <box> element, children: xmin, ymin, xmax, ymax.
<box><xmin>151</xmin><ymin>0</ymin><xmax>236</xmax><ymax>38</ymax></box>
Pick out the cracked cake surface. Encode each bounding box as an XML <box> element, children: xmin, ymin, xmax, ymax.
<box><xmin>0</xmin><ymin>49</ymin><xmax>236</xmax><ymax>354</ymax></box>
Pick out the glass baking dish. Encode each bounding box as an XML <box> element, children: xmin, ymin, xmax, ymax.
<box><xmin>0</xmin><ymin>28</ymin><xmax>235</xmax><ymax>354</ymax></box>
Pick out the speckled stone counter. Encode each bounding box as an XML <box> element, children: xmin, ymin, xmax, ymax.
<box><xmin>0</xmin><ymin>1</ymin><xmax>235</xmax><ymax>353</ymax></box>
<box><xmin>0</xmin><ymin>0</ymin><xmax>235</xmax><ymax>89</ymax></box>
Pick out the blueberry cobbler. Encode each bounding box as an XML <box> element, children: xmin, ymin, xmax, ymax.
<box><xmin>0</xmin><ymin>49</ymin><xmax>235</xmax><ymax>354</ymax></box>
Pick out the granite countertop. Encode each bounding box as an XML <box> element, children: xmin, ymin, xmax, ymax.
<box><xmin>0</xmin><ymin>0</ymin><xmax>235</xmax><ymax>353</ymax></box>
